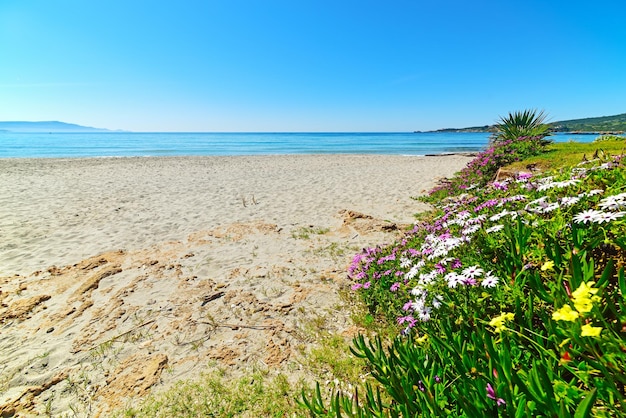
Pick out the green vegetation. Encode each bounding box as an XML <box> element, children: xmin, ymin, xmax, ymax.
<box><xmin>550</xmin><ymin>113</ymin><xmax>626</xmax><ymax>133</ymax></box>
<box><xmin>491</xmin><ymin>109</ymin><xmax>551</xmax><ymax>144</ymax></box>
<box><xmin>428</xmin><ymin>110</ymin><xmax>553</xmax><ymax>196</ymax></box>
<box><xmin>304</xmin><ymin>112</ymin><xmax>626</xmax><ymax>416</ymax></box>
<box><xmin>116</xmin><ymin>369</ymin><xmax>301</xmax><ymax>417</ymax></box>
<box><xmin>507</xmin><ymin>138</ymin><xmax>626</xmax><ymax>172</ymax></box>
<box><xmin>291</xmin><ymin>226</ymin><xmax>330</xmax><ymax>240</ymax></box>
<box><xmin>113</xmin><ymin>308</ymin><xmax>377</xmax><ymax>418</ymax></box>
<box><xmin>432</xmin><ymin>111</ymin><xmax>626</xmax><ymax>133</ymax></box>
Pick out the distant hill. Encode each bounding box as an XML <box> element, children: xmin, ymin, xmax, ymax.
<box><xmin>426</xmin><ymin>112</ymin><xmax>626</xmax><ymax>134</ymax></box>
<box><xmin>549</xmin><ymin>113</ymin><xmax>626</xmax><ymax>133</ymax></box>
<box><xmin>428</xmin><ymin>125</ymin><xmax>497</xmax><ymax>133</ymax></box>
<box><xmin>0</xmin><ymin>121</ymin><xmax>110</xmax><ymax>133</ymax></box>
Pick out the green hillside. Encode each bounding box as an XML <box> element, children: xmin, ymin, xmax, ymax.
<box><xmin>431</xmin><ymin>112</ymin><xmax>626</xmax><ymax>133</ymax></box>
<box><xmin>548</xmin><ymin>113</ymin><xmax>626</xmax><ymax>132</ymax></box>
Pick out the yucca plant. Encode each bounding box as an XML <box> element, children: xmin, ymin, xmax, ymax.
<box><xmin>491</xmin><ymin>109</ymin><xmax>551</xmax><ymax>144</ymax></box>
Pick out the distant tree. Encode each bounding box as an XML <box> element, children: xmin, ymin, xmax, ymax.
<box><xmin>491</xmin><ymin>109</ymin><xmax>551</xmax><ymax>144</ymax></box>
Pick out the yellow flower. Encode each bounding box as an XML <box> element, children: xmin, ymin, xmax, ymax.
<box><xmin>541</xmin><ymin>260</ymin><xmax>555</xmax><ymax>271</ymax></box>
<box><xmin>580</xmin><ymin>324</ymin><xmax>602</xmax><ymax>337</ymax></box>
<box><xmin>552</xmin><ymin>305</ymin><xmax>579</xmax><ymax>322</ymax></box>
<box><xmin>571</xmin><ymin>281</ymin><xmax>599</xmax><ymax>299</ymax></box>
<box><xmin>489</xmin><ymin>312</ymin><xmax>515</xmax><ymax>333</ymax></box>
<box><xmin>416</xmin><ymin>334</ymin><xmax>428</xmax><ymax>344</ymax></box>
<box><xmin>571</xmin><ymin>281</ymin><xmax>600</xmax><ymax>313</ymax></box>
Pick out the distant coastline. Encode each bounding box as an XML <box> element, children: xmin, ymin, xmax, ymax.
<box><xmin>420</xmin><ymin>112</ymin><xmax>626</xmax><ymax>135</ymax></box>
<box><xmin>0</xmin><ymin>121</ymin><xmax>110</xmax><ymax>133</ymax></box>
<box><xmin>2</xmin><ymin>112</ymin><xmax>625</xmax><ymax>134</ymax></box>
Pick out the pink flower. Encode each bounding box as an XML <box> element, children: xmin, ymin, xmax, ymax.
<box><xmin>486</xmin><ymin>383</ymin><xmax>506</xmax><ymax>406</ymax></box>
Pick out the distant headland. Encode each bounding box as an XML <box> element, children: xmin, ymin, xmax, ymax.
<box><xmin>0</xmin><ymin>121</ymin><xmax>112</xmax><ymax>133</ymax></box>
<box><xmin>418</xmin><ymin>112</ymin><xmax>626</xmax><ymax>135</ymax></box>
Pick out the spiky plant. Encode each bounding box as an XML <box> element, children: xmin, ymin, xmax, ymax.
<box><xmin>491</xmin><ymin>109</ymin><xmax>551</xmax><ymax>144</ymax></box>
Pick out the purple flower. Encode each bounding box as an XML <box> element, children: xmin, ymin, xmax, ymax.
<box><xmin>462</xmin><ymin>277</ymin><xmax>477</xmax><ymax>286</ymax></box>
<box><xmin>492</xmin><ymin>181</ymin><xmax>508</xmax><ymax>191</ymax></box>
<box><xmin>390</xmin><ymin>282</ymin><xmax>400</xmax><ymax>292</ymax></box>
<box><xmin>398</xmin><ymin>315</ymin><xmax>417</xmax><ymax>328</ymax></box>
<box><xmin>408</xmin><ymin>248</ymin><xmax>420</xmax><ymax>257</ymax></box>
<box><xmin>486</xmin><ymin>383</ymin><xmax>506</xmax><ymax>406</ymax></box>
<box><xmin>351</xmin><ymin>283</ymin><xmax>363</xmax><ymax>291</ymax></box>
<box><xmin>363</xmin><ymin>281</ymin><xmax>371</xmax><ymax>289</ymax></box>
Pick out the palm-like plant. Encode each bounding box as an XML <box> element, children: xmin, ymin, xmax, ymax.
<box><xmin>491</xmin><ymin>109</ymin><xmax>551</xmax><ymax>144</ymax></box>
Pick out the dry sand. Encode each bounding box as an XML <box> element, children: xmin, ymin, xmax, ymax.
<box><xmin>0</xmin><ymin>154</ymin><xmax>471</xmax><ymax>416</ymax></box>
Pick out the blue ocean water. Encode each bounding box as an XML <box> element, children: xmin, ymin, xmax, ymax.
<box><xmin>0</xmin><ymin>131</ymin><xmax>599</xmax><ymax>158</ymax></box>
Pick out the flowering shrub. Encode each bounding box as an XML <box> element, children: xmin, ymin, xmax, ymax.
<box><xmin>428</xmin><ymin>135</ymin><xmax>549</xmax><ymax>198</ymax></box>
<box><xmin>303</xmin><ymin>152</ymin><xmax>626</xmax><ymax>416</ymax></box>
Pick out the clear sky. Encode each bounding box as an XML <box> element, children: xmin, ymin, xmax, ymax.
<box><xmin>1</xmin><ymin>1</ymin><xmax>625</xmax><ymax>132</ymax></box>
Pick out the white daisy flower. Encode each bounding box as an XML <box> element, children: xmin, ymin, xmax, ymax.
<box><xmin>573</xmin><ymin>209</ymin><xmax>604</xmax><ymax>224</ymax></box>
<box><xmin>405</xmin><ymin>265</ymin><xmax>420</xmax><ymax>280</ymax></box>
<box><xmin>411</xmin><ymin>286</ymin><xmax>426</xmax><ymax>297</ymax></box>
<box><xmin>486</xmin><ymin>224</ymin><xmax>504</xmax><ymax>233</ymax></box>
<box><xmin>586</xmin><ymin>189</ymin><xmax>604</xmax><ymax>197</ymax></box>
<box><xmin>462</xmin><ymin>265</ymin><xmax>484</xmax><ymax>278</ymax></box>
<box><xmin>462</xmin><ymin>224</ymin><xmax>481</xmax><ymax>235</ymax></box>
<box><xmin>445</xmin><ymin>272</ymin><xmax>463</xmax><ymax>288</ymax></box>
<box><xmin>418</xmin><ymin>307</ymin><xmax>432</xmax><ymax>322</ymax></box>
<box><xmin>599</xmin><ymin>193</ymin><xmax>626</xmax><ymax>210</ymax></box>
<box><xmin>560</xmin><ymin>196</ymin><xmax>580</xmax><ymax>207</ymax></box>
<box><xmin>596</xmin><ymin>211</ymin><xmax>626</xmax><ymax>223</ymax></box>
<box><xmin>490</xmin><ymin>210</ymin><xmax>509</xmax><ymax>222</ymax></box>
<box><xmin>481</xmin><ymin>272</ymin><xmax>499</xmax><ymax>288</ymax></box>
<box><xmin>418</xmin><ymin>270</ymin><xmax>438</xmax><ymax>285</ymax></box>
<box><xmin>542</xmin><ymin>203</ymin><xmax>560</xmax><ymax>213</ymax></box>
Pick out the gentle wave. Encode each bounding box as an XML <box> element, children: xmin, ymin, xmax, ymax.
<box><xmin>0</xmin><ymin>132</ymin><xmax>598</xmax><ymax>158</ymax></box>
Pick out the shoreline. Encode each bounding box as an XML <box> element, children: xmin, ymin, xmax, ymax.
<box><xmin>0</xmin><ymin>150</ymin><xmax>480</xmax><ymax>161</ymax></box>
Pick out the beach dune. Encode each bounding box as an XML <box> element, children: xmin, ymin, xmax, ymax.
<box><xmin>0</xmin><ymin>154</ymin><xmax>471</xmax><ymax>416</ymax></box>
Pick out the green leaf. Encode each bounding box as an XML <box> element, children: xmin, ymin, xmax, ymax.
<box><xmin>514</xmin><ymin>394</ymin><xmax>528</xmax><ymax>418</ymax></box>
<box><xmin>573</xmin><ymin>388</ymin><xmax>597</xmax><ymax>418</ymax></box>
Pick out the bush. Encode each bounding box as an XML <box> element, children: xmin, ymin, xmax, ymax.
<box><xmin>427</xmin><ymin>135</ymin><xmax>549</xmax><ymax>199</ymax></box>
<box><xmin>491</xmin><ymin>109</ymin><xmax>551</xmax><ymax>144</ymax></box>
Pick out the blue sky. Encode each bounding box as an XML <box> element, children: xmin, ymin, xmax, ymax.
<box><xmin>1</xmin><ymin>1</ymin><xmax>625</xmax><ymax>132</ymax></box>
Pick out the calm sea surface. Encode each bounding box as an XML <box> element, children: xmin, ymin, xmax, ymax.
<box><xmin>0</xmin><ymin>132</ymin><xmax>599</xmax><ymax>159</ymax></box>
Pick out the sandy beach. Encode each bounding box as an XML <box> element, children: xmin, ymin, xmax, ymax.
<box><xmin>0</xmin><ymin>154</ymin><xmax>471</xmax><ymax>416</ymax></box>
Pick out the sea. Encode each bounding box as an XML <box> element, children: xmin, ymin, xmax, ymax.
<box><xmin>0</xmin><ymin>131</ymin><xmax>600</xmax><ymax>159</ymax></box>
